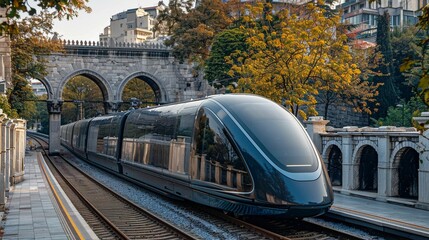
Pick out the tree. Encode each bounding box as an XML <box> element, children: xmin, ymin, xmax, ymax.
<box><xmin>0</xmin><ymin>95</ymin><xmax>18</xmax><ymax>118</ymax></box>
<box><xmin>391</xmin><ymin>27</ymin><xmax>421</xmax><ymax>101</ymax></box>
<box><xmin>154</xmin><ymin>0</ymin><xmax>194</xmax><ymax>36</ymax></box>
<box><xmin>121</xmin><ymin>78</ymin><xmax>156</xmax><ymax>110</ymax></box>
<box><xmin>374</xmin><ymin>11</ymin><xmax>399</xmax><ymax>117</ymax></box>
<box><xmin>0</xmin><ymin>0</ymin><xmax>90</xmax><ymax>34</ymax></box>
<box><xmin>317</xmin><ymin>43</ymin><xmax>381</xmax><ymax>120</ymax></box>
<box><xmin>400</xmin><ymin>6</ymin><xmax>429</xmax><ymax>108</ymax></box>
<box><xmin>375</xmin><ymin>96</ymin><xmax>427</xmax><ymax>127</ymax></box>
<box><xmin>157</xmin><ymin>0</ymin><xmax>233</xmax><ymax>64</ymax></box>
<box><xmin>228</xmin><ymin>1</ymin><xmax>361</xmax><ymax>120</ymax></box>
<box><xmin>9</xmin><ymin>12</ymin><xmax>63</xmax><ymax>118</ymax></box>
<box><xmin>62</xmin><ymin>76</ymin><xmax>103</xmax><ymax>123</ymax></box>
<box><xmin>204</xmin><ymin>28</ymin><xmax>247</xmax><ymax>87</ymax></box>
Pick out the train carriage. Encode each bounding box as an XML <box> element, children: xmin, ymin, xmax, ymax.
<box><xmin>61</xmin><ymin>94</ymin><xmax>333</xmax><ymax>217</ymax></box>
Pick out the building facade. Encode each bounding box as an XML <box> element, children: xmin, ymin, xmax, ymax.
<box><xmin>99</xmin><ymin>4</ymin><xmax>165</xmax><ymax>44</ymax></box>
<box><xmin>339</xmin><ymin>0</ymin><xmax>426</xmax><ymax>41</ymax></box>
<box><xmin>0</xmin><ymin>7</ymin><xmax>11</xmax><ymax>95</ymax></box>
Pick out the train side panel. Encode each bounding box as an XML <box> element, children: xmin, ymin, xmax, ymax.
<box><xmin>86</xmin><ymin>113</ymin><xmax>127</xmax><ymax>172</ymax></box>
<box><xmin>71</xmin><ymin>119</ymin><xmax>91</xmax><ymax>160</ymax></box>
<box><xmin>120</xmin><ymin>102</ymin><xmax>200</xmax><ymax>199</ymax></box>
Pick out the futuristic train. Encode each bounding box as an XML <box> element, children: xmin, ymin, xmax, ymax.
<box><xmin>60</xmin><ymin>94</ymin><xmax>333</xmax><ymax>217</ymax></box>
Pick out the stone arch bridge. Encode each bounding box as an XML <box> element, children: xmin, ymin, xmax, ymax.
<box><xmin>41</xmin><ymin>40</ymin><xmax>210</xmax><ymax>154</ymax></box>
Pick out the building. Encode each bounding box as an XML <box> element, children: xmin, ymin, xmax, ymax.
<box><xmin>339</xmin><ymin>0</ymin><xmax>426</xmax><ymax>41</ymax></box>
<box><xmin>0</xmin><ymin>7</ymin><xmax>11</xmax><ymax>95</ymax></box>
<box><xmin>30</xmin><ymin>79</ymin><xmax>47</xmax><ymax>97</ymax></box>
<box><xmin>99</xmin><ymin>3</ymin><xmax>166</xmax><ymax>44</ymax></box>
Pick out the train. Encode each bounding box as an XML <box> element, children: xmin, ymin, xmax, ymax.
<box><xmin>60</xmin><ymin>94</ymin><xmax>333</xmax><ymax>218</ymax></box>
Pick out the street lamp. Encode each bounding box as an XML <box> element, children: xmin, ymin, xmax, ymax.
<box><xmin>396</xmin><ymin>104</ymin><xmax>405</xmax><ymax>126</ymax></box>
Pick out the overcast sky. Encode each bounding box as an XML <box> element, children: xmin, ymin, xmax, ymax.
<box><xmin>52</xmin><ymin>0</ymin><xmax>169</xmax><ymax>42</ymax></box>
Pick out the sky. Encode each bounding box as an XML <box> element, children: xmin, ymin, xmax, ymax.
<box><xmin>52</xmin><ymin>0</ymin><xmax>169</xmax><ymax>42</ymax></box>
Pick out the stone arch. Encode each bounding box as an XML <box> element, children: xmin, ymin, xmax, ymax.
<box><xmin>118</xmin><ymin>72</ymin><xmax>168</xmax><ymax>104</ymax></box>
<box><xmin>34</xmin><ymin>77</ymin><xmax>54</xmax><ymax>100</ymax></box>
<box><xmin>56</xmin><ymin>69</ymin><xmax>113</xmax><ymax>102</ymax></box>
<box><xmin>322</xmin><ymin>141</ymin><xmax>343</xmax><ymax>186</ymax></box>
<box><xmin>322</xmin><ymin>140</ymin><xmax>342</xmax><ymax>162</ymax></box>
<box><xmin>353</xmin><ymin>142</ymin><xmax>378</xmax><ymax>191</ymax></box>
<box><xmin>390</xmin><ymin>142</ymin><xmax>419</xmax><ymax>199</ymax></box>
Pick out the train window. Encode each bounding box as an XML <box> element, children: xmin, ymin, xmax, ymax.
<box><xmin>192</xmin><ymin>108</ymin><xmax>252</xmax><ymax>192</ymax></box>
<box><xmin>226</xmin><ymin>100</ymin><xmax>319</xmax><ymax>173</ymax></box>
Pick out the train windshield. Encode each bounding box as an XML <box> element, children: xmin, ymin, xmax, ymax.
<box><xmin>225</xmin><ymin>97</ymin><xmax>319</xmax><ymax>173</ymax></box>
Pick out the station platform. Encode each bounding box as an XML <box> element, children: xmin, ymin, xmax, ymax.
<box><xmin>329</xmin><ymin>188</ymin><xmax>429</xmax><ymax>240</ymax></box>
<box><xmin>0</xmin><ymin>150</ymin><xmax>97</xmax><ymax>239</ymax></box>
<box><xmin>1</xmin><ymin>149</ymin><xmax>429</xmax><ymax>239</ymax></box>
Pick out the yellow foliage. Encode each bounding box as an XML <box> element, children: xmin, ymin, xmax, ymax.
<box><xmin>228</xmin><ymin>0</ymin><xmax>368</xmax><ymax>119</ymax></box>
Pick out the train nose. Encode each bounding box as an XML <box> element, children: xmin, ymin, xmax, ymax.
<box><xmin>258</xmin><ymin>172</ymin><xmax>333</xmax><ymax>207</ymax></box>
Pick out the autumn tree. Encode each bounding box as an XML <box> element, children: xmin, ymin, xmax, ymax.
<box><xmin>317</xmin><ymin>43</ymin><xmax>381</xmax><ymax>121</ymax></box>
<box><xmin>9</xmin><ymin>12</ymin><xmax>63</xmax><ymax>118</ymax></box>
<box><xmin>228</xmin><ymin>1</ymin><xmax>361</xmax><ymax>120</ymax></box>
<box><xmin>154</xmin><ymin>0</ymin><xmax>193</xmax><ymax>36</ymax></box>
<box><xmin>0</xmin><ymin>0</ymin><xmax>90</xmax><ymax>34</ymax></box>
<box><xmin>156</xmin><ymin>0</ymin><xmax>233</xmax><ymax>64</ymax></box>
<box><xmin>62</xmin><ymin>76</ymin><xmax>103</xmax><ymax>123</ymax></box>
<box><xmin>121</xmin><ymin>78</ymin><xmax>156</xmax><ymax>110</ymax></box>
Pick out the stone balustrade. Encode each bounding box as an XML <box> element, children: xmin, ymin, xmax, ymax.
<box><xmin>0</xmin><ymin>110</ymin><xmax>26</xmax><ymax>210</ymax></box>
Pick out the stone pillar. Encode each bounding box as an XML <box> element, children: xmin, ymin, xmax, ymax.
<box><xmin>340</xmin><ymin>133</ymin><xmax>355</xmax><ymax>192</ymax></box>
<box><xmin>12</xmin><ymin>119</ymin><xmax>25</xmax><ymax>184</ymax></box>
<box><xmin>413</xmin><ymin>112</ymin><xmax>429</xmax><ymax>210</ymax></box>
<box><xmin>376</xmin><ymin>135</ymin><xmax>391</xmax><ymax>200</ymax></box>
<box><xmin>304</xmin><ymin>116</ymin><xmax>330</xmax><ymax>154</ymax></box>
<box><xmin>47</xmin><ymin>100</ymin><xmax>63</xmax><ymax>155</ymax></box>
<box><xmin>5</xmin><ymin>121</ymin><xmax>14</xmax><ymax>194</ymax></box>
<box><xmin>0</xmin><ymin>116</ymin><xmax>9</xmax><ymax>210</ymax></box>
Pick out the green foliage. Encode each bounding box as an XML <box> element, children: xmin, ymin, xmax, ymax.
<box><xmin>157</xmin><ymin>0</ymin><xmax>233</xmax><ymax>64</ymax></box>
<box><xmin>374</xmin><ymin>11</ymin><xmax>399</xmax><ymax>117</ymax></box>
<box><xmin>0</xmin><ymin>95</ymin><xmax>18</xmax><ymax>118</ymax></box>
<box><xmin>26</xmin><ymin>94</ymin><xmax>49</xmax><ymax>133</ymax></box>
<box><xmin>9</xmin><ymin>12</ymin><xmax>63</xmax><ymax>120</ymax></box>
<box><xmin>374</xmin><ymin>96</ymin><xmax>427</xmax><ymax>127</ymax></box>
<box><xmin>399</xmin><ymin>6</ymin><xmax>429</xmax><ymax>108</ymax></box>
<box><xmin>391</xmin><ymin>26</ymin><xmax>421</xmax><ymax>101</ymax></box>
<box><xmin>204</xmin><ymin>28</ymin><xmax>247</xmax><ymax>86</ymax></box>
<box><xmin>228</xmin><ymin>1</ymin><xmax>364</xmax><ymax>120</ymax></box>
<box><xmin>8</xmin><ymin>75</ymin><xmax>36</xmax><ymax>118</ymax></box>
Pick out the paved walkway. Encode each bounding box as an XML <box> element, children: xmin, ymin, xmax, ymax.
<box><xmin>330</xmin><ymin>190</ymin><xmax>429</xmax><ymax>239</ymax></box>
<box><xmin>1</xmin><ymin>150</ymin><xmax>97</xmax><ymax>240</ymax></box>
<box><xmin>1</xmin><ymin>151</ymin><xmax>69</xmax><ymax>239</ymax></box>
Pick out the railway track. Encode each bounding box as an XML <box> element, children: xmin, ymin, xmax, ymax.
<box><xmin>30</xmin><ymin>135</ymin><xmax>196</xmax><ymax>240</ymax></box>
<box><xmin>29</xmin><ymin>133</ymin><xmax>370</xmax><ymax>239</ymax></box>
<box><xmin>193</xmin><ymin>205</ymin><xmax>366</xmax><ymax>240</ymax></box>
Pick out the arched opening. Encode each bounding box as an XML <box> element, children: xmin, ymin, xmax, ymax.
<box><xmin>120</xmin><ymin>77</ymin><xmax>158</xmax><ymax>111</ymax></box>
<box><xmin>61</xmin><ymin>75</ymin><xmax>104</xmax><ymax>124</ymax></box>
<box><xmin>397</xmin><ymin>148</ymin><xmax>419</xmax><ymax>199</ymax></box>
<box><xmin>327</xmin><ymin>145</ymin><xmax>342</xmax><ymax>186</ymax></box>
<box><xmin>28</xmin><ymin>79</ymin><xmax>49</xmax><ymax>134</ymax></box>
<box><xmin>358</xmin><ymin>146</ymin><xmax>378</xmax><ymax>191</ymax></box>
